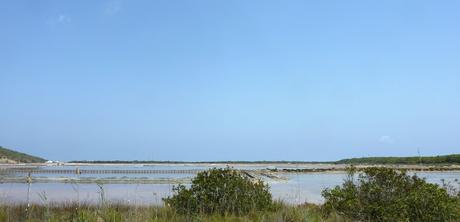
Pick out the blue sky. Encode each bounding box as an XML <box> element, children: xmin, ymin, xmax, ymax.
<box><xmin>1</xmin><ymin>0</ymin><xmax>459</xmax><ymax>161</ymax></box>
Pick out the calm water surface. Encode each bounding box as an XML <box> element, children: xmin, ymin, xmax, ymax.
<box><xmin>1</xmin><ymin>164</ymin><xmax>459</xmax><ymax>205</ymax></box>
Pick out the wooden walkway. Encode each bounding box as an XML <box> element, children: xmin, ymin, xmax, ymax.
<box><xmin>0</xmin><ymin>168</ymin><xmax>205</xmax><ymax>175</ymax></box>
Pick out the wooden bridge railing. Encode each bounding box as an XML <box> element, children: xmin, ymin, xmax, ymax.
<box><xmin>0</xmin><ymin>168</ymin><xmax>205</xmax><ymax>175</ymax></box>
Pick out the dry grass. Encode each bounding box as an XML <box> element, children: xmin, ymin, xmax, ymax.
<box><xmin>0</xmin><ymin>201</ymin><xmax>344</xmax><ymax>222</ymax></box>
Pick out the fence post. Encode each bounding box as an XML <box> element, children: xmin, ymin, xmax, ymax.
<box><xmin>26</xmin><ymin>172</ymin><xmax>32</xmax><ymax>219</ymax></box>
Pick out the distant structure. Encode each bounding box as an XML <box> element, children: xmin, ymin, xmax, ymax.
<box><xmin>46</xmin><ymin>160</ymin><xmax>64</xmax><ymax>166</ymax></box>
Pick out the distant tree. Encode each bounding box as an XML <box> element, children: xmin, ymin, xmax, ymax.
<box><xmin>337</xmin><ymin>154</ymin><xmax>460</xmax><ymax>165</ymax></box>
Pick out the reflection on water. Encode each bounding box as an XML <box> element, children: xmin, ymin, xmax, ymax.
<box><xmin>0</xmin><ymin>183</ymin><xmax>173</xmax><ymax>205</ymax></box>
<box><xmin>1</xmin><ymin>164</ymin><xmax>459</xmax><ymax>205</ymax></box>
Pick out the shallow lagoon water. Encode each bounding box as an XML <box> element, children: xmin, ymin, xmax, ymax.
<box><xmin>1</xmin><ymin>164</ymin><xmax>459</xmax><ymax>205</ymax></box>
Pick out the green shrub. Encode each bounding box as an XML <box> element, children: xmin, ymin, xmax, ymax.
<box><xmin>322</xmin><ymin>167</ymin><xmax>460</xmax><ymax>222</ymax></box>
<box><xmin>163</xmin><ymin>167</ymin><xmax>273</xmax><ymax>215</ymax></box>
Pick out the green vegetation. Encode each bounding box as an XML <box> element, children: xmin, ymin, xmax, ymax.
<box><xmin>0</xmin><ymin>146</ymin><xmax>46</xmax><ymax>163</ymax></box>
<box><xmin>336</xmin><ymin>154</ymin><xmax>460</xmax><ymax>165</ymax></box>
<box><xmin>0</xmin><ymin>202</ymin><xmax>341</xmax><ymax>222</ymax></box>
<box><xmin>70</xmin><ymin>154</ymin><xmax>460</xmax><ymax>165</ymax></box>
<box><xmin>1</xmin><ymin>167</ymin><xmax>459</xmax><ymax>221</ymax></box>
<box><xmin>68</xmin><ymin>160</ymin><xmax>331</xmax><ymax>164</ymax></box>
<box><xmin>163</xmin><ymin>168</ymin><xmax>273</xmax><ymax>215</ymax></box>
<box><xmin>322</xmin><ymin>167</ymin><xmax>460</xmax><ymax>222</ymax></box>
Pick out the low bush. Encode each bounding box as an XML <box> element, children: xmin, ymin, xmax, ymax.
<box><xmin>322</xmin><ymin>167</ymin><xmax>460</xmax><ymax>222</ymax></box>
<box><xmin>163</xmin><ymin>167</ymin><xmax>273</xmax><ymax>215</ymax></box>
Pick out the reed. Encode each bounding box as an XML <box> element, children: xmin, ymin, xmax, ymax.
<box><xmin>0</xmin><ymin>202</ymin><xmax>340</xmax><ymax>222</ymax></box>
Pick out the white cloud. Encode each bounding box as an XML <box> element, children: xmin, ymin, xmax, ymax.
<box><xmin>47</xmin><ymin>14</ymin><xmax>71</xmax><ymax>25</ymax></box>
<box><xmin>57</xmin><ymin>14</ymin><xmax>71</xmax><ymax>23</ymax></box>
<box><xmin>379</xmin><ymin>136</ymin><xmax>394</xmax><ymax>144</ymax></box>
<box><xmin>104</xmin><ymin>0</ymin><xmax>123</xmax><ymax>15</ymax></box>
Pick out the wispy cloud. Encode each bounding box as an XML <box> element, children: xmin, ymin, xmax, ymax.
<box><xmin>379</xmin><ymin>136</ymin><xmax>394</xmax><ymax>144</ymax></box>
<box><xmin>46</xmin><ymin>14</ymin><xmax>71</xmax><ymax>25</ymax></box>
<box><xmin>104</xmin><ymin>0</ymin><xmax>123</xmax><ymax>15</ymax></box>
<box><xmin>57</xmin><ymin>14</ymin><xmax>71</xmax><ymax>23</ymax></box>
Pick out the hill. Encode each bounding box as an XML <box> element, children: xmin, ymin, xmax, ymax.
<box><xmin>336</xmin><ymin>154</ymin><xmax>460</xmax><ymax>165</ymax></box>
<box><xmin>0</xmin><ymin>146</ymin><xmax>46</xmax><ymax>163</ymax></box>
